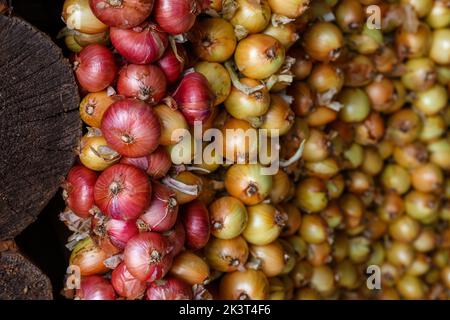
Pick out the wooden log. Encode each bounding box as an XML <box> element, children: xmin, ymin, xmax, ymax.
<box><xmin>0</xmin><ymin>15</ymin><xmax>81</xmax><ymax>241</ymax></box>
<box><xmin>0</xmin><ymin>240</ymin><xmax>53</xmax><ymax>299</ymax></box>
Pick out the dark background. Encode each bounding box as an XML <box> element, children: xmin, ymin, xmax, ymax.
<box><xmin>10</xmin><ymin>0</ymin><xmax>73</xmax><ymax>299</ymax></box>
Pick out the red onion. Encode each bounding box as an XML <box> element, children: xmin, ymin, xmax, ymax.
<box><xmin>157</xmin><ymin>44</ymin><xmax>187</xmax><ymax>84</ymax></box>
<box><xmin>153</xmin><ymin>0</ymin><xmax>201</xmax><ymax>35</ymax></box>
<box><xmin>62</xmin><ymin>165</ymin><xmax>97</xmax><ymax>218</ymax></box>
<box><xmin>120</xmin><ymin>146</ymin><xmax>171</xmax><ymax>179</ymax></box>
<box><xmin>173</xmin><ymin>71</ymin><xmax>215</xmax><ymax>125</ymax></box>
<box><xmin>74</xmin><ymin>44</ymin><xmax>117</xmax><ymax>92</ymax></box>
<box><xmin>182</xmin><ymin>200</ymin><xmax>210</xmax><ymax>250</ymax></box>
<box><xmin>89</xmin><ymin>0</ymin><xmax>154</xmax><ymax>28</ymax></box>
<box><xmin>111</xmin><ymin>262</ymin><xmax>147</xmax><ymax>299</ymax></box>
<box><xmin>105</xmin><ymin>218</ymin><xmax>139</xmax><ymax>249</ymax></box>
<box><xmin>146</xmin><ymin>277</ymin><xmax>193</xmax><ymax>300</ymax></box>
<box><xmin>75</xmin><ymin>276</ymin><xmax>116</xmax><ymax>300</ymax></box>
<box><xmin>110</xmin><ymin>22</ymin><xmax>168</xmax><ymax>65</ymax></box>
<box><xmin>163</xmin><ymin>221</ymin><xmax>185</xmax><ymax>257</ymax></box>
<box><xmin>94</xmin><ymin>164</ymin><xmax>151</xmax><ymax>220</ymax></box>
<box><xmin>117</xmin><ymin>64</ymin><xmax>167</xmax><ymax>104</ymax></box>
<box><xmin>138</xmin><ymin>181</ymin><xmax>179</xmax><ymax>232</ymax></box>
<box><xmin>101</xmin><ymin>99</ymin><xmax>161</xmax><ymax>157</ymax></box>
<box><xmin>124</xmin><ymin>232</ymin><xmax>173</xmax><ymax>281</ymax></box>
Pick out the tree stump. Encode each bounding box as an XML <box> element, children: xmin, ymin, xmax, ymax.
<box><xmin>0</xmin><ymin>14</ymin><xmax>81</xmax><ymax>298</ymax></box>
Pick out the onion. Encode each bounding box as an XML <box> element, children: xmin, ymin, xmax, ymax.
<box><xmin>169</xmin><ymin>251</ymin><xmax>210</xmax><ymax>285</ymax></box>
<box><xmin>101</xmin><ymin>99</ymin><xmax>161</xmax><ymax>157</ymax></box>
<box><xmin>221</xmin><ymin>117</ymin><xmax>259</xmax><ymax>163</ymax></box>
<box><xmin>138</xmin><ymin>181</ymin><xmax>178</xmax><ymax>232</ymax></box>
<box><xmin>117</xmin><ymin>64</ymin><xmax>167</xmax><ymax>104</ymax></box>
<box><xmin>210</xmin><ymin>196</ymin><xmax>248</xmax><ymax>240</ymax></box>
<box><xmin>110</xmin><ymin>22</ymin><xmax>168</xmax><ymax>64</ymax></box>
<box><xmin>79</xmin><ymin>90</ymin><xmax>116</xmax><ymax>128</ymax></box>
<box><xmin>268</xmin><ymin>0</ymin><xmax>310</xmax><ymax>19</ymax></box>
<box><xmin>70</xmin><ymin>237</ymin><xmax>109</xmax><ymax>276</ymax></box>
<box><xmin>111</xmin><ymin>262</ymin><xmax>146</xmax><ymax>299</ymax></box>
<box><xmin>227</xmin><ymin>0</ymin><xmax>272</xmax><ymax>36</ymax></box>
<box><xmin>295</xmin><ymin>177</ymin><xmax>329</xmax><ymax>213</ymax></box>
<box><xmin>269</xmin><ymin>170</ymin><xmax>292</xmax><ymax>204</ymax></box>
<box><xmin>89</xmin><ymin>0</ymin><xmax>154</xmax><ymax>28</ymax></box>
<box><xmin>205</xmin><ymin>236</ymin><xmax>249</xmax><ymax>272</ymax></box>
<box><xmin>260</xmin><ymin>94</ymin><xmax>295</xmax><ymax>137</ymax></box>
<box><xmin>76</xmin><ymin>276</ymin><xmax>115</xmax><ymax>300</ymax></box>
<box><xmin>124</xmin><ymin>232</ymin><xmax>173</xmax><ymax>282</ymax></box>
<box><xmin>234</xmin><ymin>34</ymin><xmax>285</xmax><ymax>80</ymax></box>
<box><xmin>182</xmin><ymin>200</ymin><xmax>211</xmax><ymax>250</ymax></box>
<box><xmin>157</xmin><ymin>44</ymin><xmax>187</xmax><ymax>84</ymax></box>
<box><xmin>62</xmin><ymin>165</ymin><xmax>98</xmax><ymax>218</ymax></box>
<box><xmin>163</xmin><ymin>221</ymin><xmax>186</xmax><ymax>257</ymax></box>
<box><xmin>122</xmin><ymin>146</ymin><xmax>171</xmax><ymax>179</ymax></box>
<box><xmin>100</xmin><ymin>218</ymin><xmax>139</xmax><ymax>249</ymax></box>
<box><xmin>63</xmin><ymin>0</ymin><xmax>108</xmax><ymax>34</ymax></box>
<box><xmin>248</xmin><ymin>240</ymin><xmax>286</xmax><ymax>277</ymax></box>
<box><xmin>74</xmin><ymin>44</ymin><xmax>117</xmax><ymax>92</ymax></box>
<box><xmin>303</xmin><ymin>22</ymin><xmax>344</xmax><ymax>62</ymax></box>
<box><xmin>243</xmin><ymin>203</ymin><xmax>286</xmax><ymax>245</ymax></box>
<box><xmin>154</xmin><ymin>104</ymin><xmax>189</xmax><ymax>146</ymax></box>
<box><xmin>146</xmin><ymin>278</ymin><xmax>193</xmax><ymax>300</ymax></box>
<box><xmin>219</xmin><ymin>269</ymin><xmax>269</xmax><ymax>300</ymax></box>
<box><xmin>79</xmin><ymin>129</ymin><xmax>121</xmax><ymax>171</ymax></box>
<box><xmin>72</xmin><ymin>29</ymin><xmax>110</xmax><ymax>47</ymax></box>
<box><xmin>94</xmin><ymin>163</ymin><xmax>151</xmax><ymax>220</ymax></box>
<box><xmin>263</xmin><ymin>23</ymin><xmax>299</xmax><ymax>49</ymax></box>
<box><xmin>153</xmin><ymin>0</ymin><xmax>201</xmax><ymax>35</ymax></box>
<box><xmin>194</xmin><ymin>61</ymin><xmax>232</xmax><ymax>106</ymax></box>
<box><xmin>173</xmin><ymin>71</ymin><xmax>215</xmax><ymax>125</ymax></box>
<box><xmin>191</xmin><ymin>17</ymin><xmax>236</xmax><ymax>63</ymax></box>
<box><xmin>164</xmin><ymin>172</ymin><xmax>203</xmax><ymax>205</ymax></box>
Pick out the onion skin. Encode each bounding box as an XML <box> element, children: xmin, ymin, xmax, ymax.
<box><xmin>104</xmin><ymin>218</ymin><xmax>139</xmax><ymax>249</ymax></box>
<box><xmin>157</xmin><ymin>44</ymin><xmax>187</xmax><ymax>84</ymax></box>
<box><xmin>120</xmin><ymin>146</ymin><xmax>171</xmax><ymax>179</ymax></box>
<box><xmin>209</xmin><ymin>196</ymin><xmax>248</xmax><ymax>240</ymax></box>
<box><xmin>101</xmin><ymin>99</ymin><xmax>161</xmax><ymax>157</ymax></box>
<box><xmin>89</xmin><ymin>0</ymin><xmax>154</xmax><ymax>29</ymax></box>
<box><xmin>110</xmin><ymin>22</ymin><xmax>168</xmax><ymax>65</ymax></box>
<box><xmin>146</xmin><ymin>278</ymin><xmax>193</xmax><ymax>300</ymax></box>
<box><xmin>182</xmin><ymin>200</ymin><xmax>211</xmax><ymax>250</ymax></box>
<box><xmin>94</xmin><ymin>164</ymin><xmax>152</xmax><ymax>220</ymax></box>
<box><xmin>79</xmin><ymin>90</ymin><xmax>116</xmax><ymax>128</ymax></box>
<box><xmin>63</xmin><ymin>165</ymin><xmax>98</xmax><ymax>218</ymax></box>
<box><xmin>173</xmin><ymin>71</ymin><xmax>215</xmax><ymax>125</ymax></box>
<box><xmin>169</xmin><ymin>251</ymin><xmax>210</xmax><ymax>285</ymax></box>
<box><xmin>139</xmin><ymin>181</ymin><xmax>179</xmax><ymax>232</ymax></box>
<box><xmin>117</xmin><ymin>64</ymin><xmax>167</xmax><ymax>105</ymax></box>
<box><xmin>154</xmin><ymin>104</ymin><xmax>189</xmax><ymax>146</ymax></box>
<box><xmin>164</xmin><ymin>221</ymin><xmax>186</xmax><ymax>257</ymax></box>
<box><xmin>76</xmin><ymin>276</ymin><xmax>116</xmax><ymax>300</ymax></box>
<box><xmin>153</xmin><ymin>0</ymin><xmax>201</xmax><ymax>35</ymax></box>
<box><xmin>268</xmin><ymin>0</ymin><xmax>310</xmax><ymax>19</ymax></box>
<box><xmin>111</xmin><ymin>262</ymin><xmax>146</xmax><ymax>300</ymax></box>
<box><xmin>219</xmin><ymin>269</ymin><xmax>269</xmax><ymax>300</ymax></box>
<box><xmin>243</xmin><ymin>203</ymin><xmax>285</xmax><ymax>245</ymax></box>
<box><xmin>63</xmin><ymin>0</ymin><xmax>108</xmax><ymax>34</ymax></box>
<box><xmin>74</xmin><ymin>44</ymin><xmax>117</xmax><ymax>93</ymax></box>
<box><xmin>70</xmin><ymin>237</ymin><xmax>109</xmax><ymax>276</ymax></box>
<box><xmin>124</xmin><ymin>232</ymin><xmax>173</xmax><ymax>282</ymax></box>
<box><xmin>205</xmin><ymin>236</ymin><xmax>249</xmax><ymax>272</ymax></box>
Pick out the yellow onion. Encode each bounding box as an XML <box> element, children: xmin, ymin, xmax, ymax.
<box><xmin>299</xmin><ymin>214</ymin><xmax>328</xmax><ymax>244</ymax></box>
<box><xmin>169</xmin><ymin>251</ymin><xmax>210</xmax><ymax>285</ymax></box>
<box><xmin>154</xmin><ymin>104</ymin><xmax>189</xmax><ymax>146</ymax></box>
<box><xmin>65</xmin><ymin>34</ymin><xmax>83</xmax><ymax>53</ymax></box>
<box><xmin>165</xmin><ymin>172</ymin><xmax>202</xmax><ymax>205</ymax></box>
<box><xmin>210</xmin><ymin>196</ymin><xmax>248</xmax><ymax>239</ymax></box>
<box><xmin>79</xmin><ymin>129</ymin><xmax>120</xmax><ymax>171</ymax></box>
<box><xmin>62</xmin><ymin>0</ymin><xmax>108</xmax><ymax>34</ymax></box>
<box><xmin>243</xmin><ymin>203</ymin><xmax>286</xmax><ymax>245</ymax></box>
<box><xmin>228</xmin><ymin>0</ymin><xmax>272</xmax><ymax>36</ymax></box>
<box><xmin>268</xmin><ymin>0</ymin><xmax>310</xmax><ymax>19</ymax></box>
<box><xmin>194</xmin><ymin>62</ymin><xmax>232</xmax><ymax>106</ymax></box>
<box><xmin>166</xmin><ymin>132</ymin><xmax>195</xmax><ymax>165</ymax></box>
<box><xmin>260</xmin><ymin>95</ymin><xmax>295</xmax><ymax>137</ymax></box>
<box><xmin>426</xmin><ymin>0</ymin><xmax>450</xmax><ymax>29</ymax></box>
<box><xmin>248</xmin><ymin>240</ymin><xmax>286</xmax><ymax>277</ymax></box>
<box><xmin>263</xmin><ymin>23</ymin><xmax>299</xmax><ymax>49</ymax></box>
<box><xmin>69</xmin><ymin>237</ymin><xmax>109</xmax><ymax>276</ymax></box>
<box><xmin>310</xmin><ymin>265</ymin><xmax>336</xmax><ymax>297</ymax></box>
<box><xmin>295</xmin><ymin>177</ymin><xmax>328</xmax><ymax>213</ymax></box>
<box><xmin>269</xmin><ymin>170</ymin><xmax>292</xmax><ymax>204</ymax></box>
<box><xmin>219</xmin><ymin>269</ymin><xmax>269</xmax><ymax>300</ymax></box>
<box><xmin>79</xmin><ymin>90</ymin><xmax>115</xmax><ymax>128</ymax></box>
<box><xmin>221</xmin><ymin>117</ymin><xmax>259</xmax><ymax>163</ymax></box>
<box><xmin>205</xmin><ymin>236</ymin><xmax>249</xmax><ymax>272</ymax></box>
<box><xmin>303</xmin><ymin>22</ymin><xmax>344</xmax><ymax>62</ymax></box>
<box><xmin>396</xmin><ymin>275</ymin><xmax>426</xmax><ymax>300</ymax></box>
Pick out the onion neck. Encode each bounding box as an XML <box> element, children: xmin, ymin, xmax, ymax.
<box><xmin>107</xmin><ymin>0</ymin><xmax>123</xmax><ymax>7</ymax></box>
<box><xmin>212</xmin><ymin>220</ymin><xmax>223</xmax><ymax>231</ymax></box>
<box><xmin>238</xmin><ymin>292</ymin><xmax>250</xmax><ymax>300</ymax></box>
<box><xmin>149</xmin><ymin>250</ymin><xmax>162</xmax><ymax>263</ymax></box>
<box><xmin>85</xmin><ymin>104</ymin><xmax>95</xmax><ymax>116</ymax></box>
<box><xmin>109</xmin><ymin>181</ymin><xmax>122</xmax><ymax>196</ymax></box>
<box><xmin>265</xmin><ymin>45</ymin><xmax>278</xmax><ymax>60</ymax></box>
<box><xmin>245</xmin><ymin>182</ymin><xmax>258</xmax><ymax>197</ymax></box>
<box><xmin>121</xmin><ymin>133</ymin><xmax>134</xmax><ymax>144</ymax></box>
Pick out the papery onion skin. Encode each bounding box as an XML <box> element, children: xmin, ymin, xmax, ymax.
<box><xmin>124</xmin><ymin>232</ymin><xmax>173</xmax><ymax>282</ymax></box>
<box><xmin>70</xmin><ymin>237</ymin><xmax>109</xmax><ymax>276</ymax></box>
<box><xmin>63</xmin><ymin>165</ymin><xmax>98</xmax><ymax>218</ymax></box>
<box><xmin>219</xmin><ymin>269</ymin><xmax>269</xmax><ymax>300</ymax></box>
<box><xmin>89</xmin><ymin>0</ymin><xmax>154</xmax><ymax>29</ymax></box>
<box><xmin>74</xmin><ymin>44</ymin><xmax>117</xmax><ymax>93</ymax></box>
<box><xmin>63</xmin><ymin>0</ymin><xmax>108</xmax><ymax>34</ymax></box>
<box><xmin>110</xmin><ymin>22</ymin><xmax>168</xmax><ymax>65</ymax></box>
<box><xmin>169</xmin><ymin>251</ymin><xmax>210</xmax><ymax>285</ymax></box>
<box><xmin>164</xmin><ymin>221</ymin><xmax>186</xmax><ymax>257</ymax></box>
<box><xmin>169</xmin><ymin>171</ymin><xmax>203</xmax><ymax>205</ymax></box>
<box><xmin>120</xmin><ymin>146</ymin><xmax>171</xmax><ymax>179</ymax></box>
<box><xmin>117</xmin><ymin>64</ymin><xmax>167</xmax><ymax>105</ymax></box>
<box><xmin>101</xmin><ymin>99</ymin><xmax>161</xmax><ymax>157</ymax></box>
<box><xmin>94</xmin><ymin>163</ymin><xmax>151</xmax><ymax>220</ymax></box>
<box><xmin>80</xmin><ymin>90</ymin><xmax>116</xmax><ymax>128</ymax></box>
<box><xmin>173</xmin><ymin>71</ymin><xmax>215</xmax><ymax>125</ymax></box>
<box><xmin>111</xmin><ymin>262</ymin><xmax>147</xmax><ymax>300</ymax></box>
<box><xmin>146</xmin><ymin>277</ymin><xmax>193</xmax><ymax>300</ymax></box>
<box><xmin>138</xmin><ymin>181</ymin><xmax>179</xmax><ymax>232</ymax></box>
<box><xmin>157</xmin><ymin>44</ymin><xmax>187</xmax><ymax>84</ymax></box>
<box><xmin>182</xmin><ymin>200</ymin><xmax>211</xmax><ymax>250</ymax></box>
<box><xmin>210</xmin><ymin>196</ymin><xmax>248</xmax><ymax>240</ymax></box>
<box><xmin>205</xmin><ymin>236</ymin><xmax>249</xmax><ymax>272</ymax></box>
<box><xmin>153</xmin><ymin>0</ymin><xmax>200</xmax><ymax>35</ymax></box>
<box><xmin>79</xmin><ymin>132</ymin><xmax>120</xmax><ymax>171</ymax></box>
<box><xmin>105</xmin><ymin>218</ymin><xmax>139</xmax><ymax>249</ymax></box>
<box><xmin>154</xmin><ymin>104</ymin><xmax>189</xmax><ymax>146</ymax></box>
<box><xmin>76</xmin><ymin>275</ymin><xmax>116</xmax><ymax>300</ymax></box>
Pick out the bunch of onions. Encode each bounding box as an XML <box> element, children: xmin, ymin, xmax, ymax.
<box><xmin>76</xmin><ymin>275</ymin><xmax>116</xmax><ymax>300</ymax></box>
<box><xmin>111</xmin><ymin>262</ymin><xmax>147</xmax><ymax>299</ymax></box>
<box><xmin>124</xmin><ymin>232</ymin><xmax>173</xmax><ymax>281</ymax></box>
<box><xmin>120</xmin><ymin>146</ymin><xmax>172</xmax><ymax>179</ymax></box>
<box><xmin>94</xmin><ymin>163</ymin><xmax>151</xmax><ymax>220</ymax></box>
<box><xmin>173</xmin><ymin>71</ymin><xmax>215</xmax><ymax>125</ymax></box>
<box><xmin>117</xmin><ymin>64</ymin><xmax>167</xmax><ymax>105</ymax></box>
<box><xmin>153</xmin><ymin>0</ymin><xmax>202</xmax><ymax>35</ymax></box>
<box><xmin>110</xmin><ymin>22</ymin><xmax>168</xmax><ymax>64</ymax></box>
<box><xmin>101</xmin><ymin>99</ymin><xmax>161</xmax><ymax>157</ymax></box>
<box><xmin>89</xmin><ymin>0</ymin><xmax>154</xmax><ymax>28</ymax></box>
<box><xmin>62</xmin><ymin>165</ymin><xmax>98</xmax><ymax>218</ymax></box>
<box><xmin>182</xmin><ymin>200</ymin><xmax>210</xmax><ymax>250</ymax></box>
<box><xmin>146</xmin><ymin>278</ymin><xmax>193</xmax><ymax>300</ymax></box>
<box><xmin>74</xmin><ymin>44</ymin><xmax>117</xmax><ymax>92</ymax></box>
<box><xmin>138</xmin><ymin>181</ymin><xmax>179</xmax><ymax>232</ymax></box>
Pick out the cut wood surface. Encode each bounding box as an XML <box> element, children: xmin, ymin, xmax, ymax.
<box><xmin>0</xmin><ymin>15</ymin><xmax>81</xmax><ymax>241</ymax></box>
